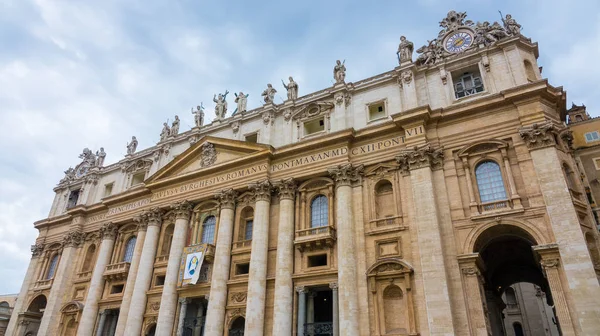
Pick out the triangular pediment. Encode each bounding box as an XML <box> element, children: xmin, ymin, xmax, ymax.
<box><xmin>146</xmin><ymin>136</ymin><xmax>272</xmax><ymax>185</ymax></box>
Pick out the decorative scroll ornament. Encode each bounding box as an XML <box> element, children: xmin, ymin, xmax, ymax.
<box><xmin>249</xmin><ymin>179</ymin><xmax>273</xmax><ymax>202</ymax></box>
<box><xmin>200</xmin><ymin>143</ymin><xmax>217</xmax><ymax>168</ymax></box>
<box><xmin>328</xmin><ymin>163</ymin><xmax>364</xmax><ymax>187</ymax></box>
<box><xmin>31</xmin><ymin>243</ymin><xmax>45</xmax><ymax>257</ymax></box>
<box><xmin>540</xmin><ymin>258</ymin><xmax>560</xmax><ymax>269</ymax></box>
<box><xmin>171</xmin><ymin>200</ymin><xmax>193</xmax><ymax>220</ymax></box>
<box><xmin>395</xmin><ymin>145</ymin><xmax>444</xmax><ymax>173</ymax></box>
<box><xmin>439</xmin><ymin>10</ymin><xmax>473</xmax><ymax>33</ymax></box>
<box><xmin>62</xmin><ymin>229</ymin><xmax>85</xmax><ymax>248</ymax></box>
<box><xmin>273</xmin><ymin>178</ymin><xmax>297</xmax><ymax>200</ymax></box>
<box><xmin>215</xmin><ymin>188</ymin><xmax>238</xmax><ymax>210</ymax></box>
<box><xmin>374</xmin><ymin>262</ymin><xmax>406</xmax><ymax>273</ymax></box>
<box><xmin>99</xmin><ymin>222</ymin><xmax>118</xmax><ymax>240</ymax></box>
<box><xmin>519</xmin><ymin>122</ymin><xmax>559</xmax><ymax>150</ymax></box>
<box><xmin>461</xmin><ymin>266</ymin><xmax>480</xmax><ymax>276</ymax></box>
<box><xmin>230</xmin><ymin>292</ymin><xmax>247</xmax><ymax>303</ymax></box>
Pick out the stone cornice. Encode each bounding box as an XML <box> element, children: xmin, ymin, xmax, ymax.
<box><xmin>215</xmin><ymin>189</ymin><xmax>237</xmax><ymax>210</ymax></box>
<box><xmin>273</xmin><ymin>178</ymin><xmax>297</xmax><ymax>200</ymax></box>
<box><xmin>519</xmin><ymin>122</ymin><xmax>561</xmax><ymax>150</ymax></box>
<box><xmin>395</xmin><ymin>144</ymin><xmax>444</xmax><ymax>173</ymax></box>
<box><xmin>249</xmin><ymin>180</ymin><xmax>273</xmax><ymax>202</ymax></box>
<box><xmin>171</xmin><ymin>200</ymin><xmax>193</xmax><ymax>220</ymax></box>
<box><xmin>328</xmin><ymin>163</ymin><xmax>364</xmax><ymax>187</ymax></box>
<box><xmin>99</xmin><ymin>222</ymin><xmax>118</xmax><ymax>240</ymax></box>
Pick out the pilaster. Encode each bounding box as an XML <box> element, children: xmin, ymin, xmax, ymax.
<box><xmin>457</xmin><ymin>253</ymin><xmax>490</xmax><ymax>336</ymax></box>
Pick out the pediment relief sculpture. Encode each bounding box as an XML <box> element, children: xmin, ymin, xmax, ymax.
<box><xmin>58</xmin><ymin>147</ymin><xmax>106</xmax><ymax>187</ymax></box>
<box><xmin>292</xmin><ymin>101</ymin><xmax>335</xmax><ymax>121</ymax></box>
<box><xmin>367</xmin><ymin>258</ymin><xmax>414</xmax><ymax>276</ymax></box>
<box><xmin>199</xmin><ymin>143</ymin><xmax>217</xmax><ymax>168</ymax></box>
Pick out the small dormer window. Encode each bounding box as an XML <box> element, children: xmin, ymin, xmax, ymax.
<box><xmin>67</xmin><ymin>189</ymin><xmax>80</xmax><ymax>209</ymax></box>
<box><xmin>368</xmin><ymin>101</ymin><xmax>386</xmax><ymax>121</ymax></box>
<box><xmin>131</xmin><ymin>171</ymin><xmax>145</xmax><ymax>186</ymax></box>
<box><xmin>454</xmin><ymin>71</ymin><xmax>484</xmax><ymax>99</ymax></box>
<box><xmin>304</xmin><ymin>117</ymin><xmax>325</xmax><ymax>135</ymax></box>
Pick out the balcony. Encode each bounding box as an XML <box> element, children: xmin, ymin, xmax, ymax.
<box><xmin>295</xmin><ymin>226</ymin><xmax>336</xmax><ymax>252</ymax></box>
<box><xmin>304</xmin><ymin>322</ymin><xmax>333</xmax><ymax>335</ymax></box>
<box><xmin>33</xmin><ymin>278</ymin><xmax>53</xmax><ymax>290</ymax></box>
<box><xmin>154</xmin><ymin>255</ymin><xmax>169</xmax><ymax>266</ymax></box>
<box><xmin>103</xmin><ymin>262</ymin><xmax>130</xmax><ymax>281</ymax></box>
<box><xmin>366</xmin><ymin>215</ymin><xmax>405</xmax><ymax>235</ymax></box>
<box><xmin>74</xmin><ymin>270</ymin><xmax>93</xmax><ymax>283</ymax></box>
<box><xmin>233</xmin><ymin>239</ymin><xmax>252</xmax><ymax>252</ymax></box>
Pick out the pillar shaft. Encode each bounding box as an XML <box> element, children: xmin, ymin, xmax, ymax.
<box><xmin>156</xmin><ymin>201</ymin><xmax>192</xmax><ymax>336</ymax></box>
<box><xmin>124</xmin><ymin>209</ymin><xmax>163</xmax><ymax>336</ymax></box>
<box><xmin>5</xmin><ymin>247</ymin><xmax>42</xmax><ymax>336</ymax></box>
<box><xmin>297</xmin><ymin>287</ymin><xmax>307</xmax><ymax>336</ymax></box>
<box><xmin>271</xmin><ymin>179</ymin><xmax>296</xmax><ymax>336</ymax></box>
<box><xmin>176</xmin><ymin>298</ymin><xmax>189</xmax><ymax>336</ymax></box>
<box><xmin>114</xmin><ymin>227</ymin><xmax>147</xmax><ymax>336</ymax></box>
<box><xmin>204</xmin><ymin>189</ymin><xmax>237</xmax><ymax>336</ymax></box>
<box><xmin>77</xmin><ymin>223</ymin><xmax>117</xmax><ymax>336</ymax></box>
<box><xmin>95</xmin><ymin>310</ymin><xmax>108</xmax><ymax>336</ymax></box>
<box><xmin>330</xmin><ymin>283</ymin><xmax>339</xmax><ymax>336</ymax></box>
<box><xmin>244</xmin><ymin>180</ymin><xmax>271</xmax><ymax>336</ymax></box>
<box><xmin>458</xmin><ymin>254</ymin><xmax>489</xmax><ymax>336</ymax></box>
<box><xmin>38</xmin><ymin>229</ymin><xmax>84</xmax><ymax>336</ymax></box>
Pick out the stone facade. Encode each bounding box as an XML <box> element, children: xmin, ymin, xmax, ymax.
<box><xmin>7</xmin><ymin>10</ymin><xmax>600</xmax><ymax>336</ymax></box>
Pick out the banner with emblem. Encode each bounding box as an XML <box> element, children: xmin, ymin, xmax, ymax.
<box><xmin>179</xmin><ymin>244</ymin><xmax>208</xmax><ymax>287</ymax></box>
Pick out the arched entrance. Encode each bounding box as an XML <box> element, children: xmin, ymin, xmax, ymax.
<box><xmin>229</xmin><ymin>316</ymin><xmax>245</xmax><ymax>336</ymax></box>
<box><xmin>466</xmin><ymin>224</ymin><xmax>560</xmax><ymax>335</ymax></box>
<box><xmin>17</xmin><ymin>294</ymin><xmax>47</xmax><ymax>336</ymax></box>
<box><xmin>145</xmin><ymin>323</ymin><xmax>156</xmax><ymax>336</ymax></box>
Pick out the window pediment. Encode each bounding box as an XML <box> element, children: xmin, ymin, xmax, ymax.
<box><xmin>457</xmin><ymin>139</ymin><xmax>508</xmax><ymax>158</ymax></box>
<box><xmin>367</xmin><ymin>258</ymin><xmax>414</xmax><ymax>276</ymax></box>
<box><xmin>292</xmin><ymin>101</ymin><xmax>335</xmax><ymax>121</ymax></box>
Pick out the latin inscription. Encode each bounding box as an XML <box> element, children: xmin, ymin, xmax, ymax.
<box><xmin>107</xmin><ymin>198</ymin><xmax>151</xmax><ymax>216</ymax></box>
<box><xmin>85</xmin><ymin>213</ymin><xmax>107</xmax><ymax>224</ymax></box>
<box><xmin>151</xmin><ymin>164</ymin><xmax>269</xmax><ymax>201</ymax></box>
<box><xmin>271</xmin><ymin>147</ymin><xmax>349</xmax><ymax>172</ymax></box>
<box><xmin>350</xmin><ymin>136</ymin><xmax>405</xmax><ymax>156</ymax></box>
<box><xmin>405</xmin><ymin>125</ymin><xmax>424</xmax><ymax>138</ymax></box>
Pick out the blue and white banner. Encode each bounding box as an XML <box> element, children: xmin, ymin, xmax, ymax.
<box><xmin>183</xmin><ymin>251</ymin><xmax>204</xmax><ymax>282</ymax></box>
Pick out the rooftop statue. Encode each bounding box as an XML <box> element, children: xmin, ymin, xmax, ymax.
<box><xmin>282</xmin><ymin>77</ymin><xmax>298</xmax><ymax>101</ymax></box>
<box><xmin>213</xmin><ymin>90</ymin><xmax>229</xmax><ymax>121</ymax></box>
<box><xmin>262</xmin><ymin>84</ymin><xmax>277</xmax><ymax>104</ymax></box>
<box><xmin>502</xmin><ymin>13</ymin><xmax>522</xmax><ymax>36</ymax></box>
<box><xmin>474</xmin><ymin>21</ymin><xmax>508</xmax><ymax>45</ymax></box>
<box><xmin>397</xmin><ymin>36</ymin><xmax>414</xmax><ymax>64</ymax></box>
<box><xmin>333</xmin><ymin>60</ymin><xmax>346</xmax><ymax>84</ymax></box>
<box><xmin>416</xmin><ymin>39</ymin><xmax>443</xmax><ymax>66</ymax></box>
<box><xmin>234</xmin><ymin>92</ymin><xmax>249</xmax><ymax>114</ymax></box>
<box><xmin>95</xmin><ymin>147</ymin><xmax>106</xmax><ymax>166</ymax></box>
<box><xmin>170</xmin><ymin>115</ymin><xmax>180</xmax><ymax>136</ymax></box>
<box><xmin>192</xmin><ymin>104</ymin><xmax>205</xmax><ymax>127</ymax></box>
<box><xmin>160</xmin><ymin>122</ymin><xmax>171</xmax><ymax>142</ymax></box>
<box><xmin>127</xmin><ymin>136</ymin><xmax>138</xmax><ymax>155</ymax></box>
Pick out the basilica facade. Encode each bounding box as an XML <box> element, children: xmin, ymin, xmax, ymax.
<box><xmin>7</xmin><ymin>10</ymin><xmax>600</xmax><ymax>336</ymax></box>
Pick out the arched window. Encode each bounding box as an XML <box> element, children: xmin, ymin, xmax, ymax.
<box><xmin>513</xmin><ymin>322</ymin><xmax>524</xmax><ymax>336</ymax></box>
<box><xmin>46</xmin><ymin>254</ymin><xmax>59</xmax><ymax>279</ymax></box>
<box><xmin>311</xmin><ymin>195</ymin><xmax>328</xmax><ymax>228</ymax></box>
<box><xmin>244</xmin><ymin>219</ymin><xmax>253</xmax><ymax>240</ymax></box>
<box><xmin>0</xmin><ymin>301</ymin><xmax>9</xmax><ymax>308</ymax></box>
<box><xmin>383</xmin><ymin>285</ymin><xmax>407</xmax><ymax>334</ymax></box>
<box><xmin>123</xmin><ymin>237</ymin><xmax>136</xmax><ymax>262</ymax></box>
<box><xmin>201</xmin><ymin>216</ymin><xmax>216</xmax><ymax>244</ymax></box>
<box><xmin>161</xmin><ymin>224</ymin><xmax>174</xmax><ymax>256</ymax></box>
<box><xmin>505</xmin><ymin>287</ymin><xmax>517</xmax><ymax>305</ymax></box>
<box><xmin>475</xmin><ymin>161</ymin><xmax>507</xmax><ymax>202</ymax></box>
<box><xmin>81</xmin><ymin>244</ymin><xmax>96</xmax><ymax>272</ymax></box>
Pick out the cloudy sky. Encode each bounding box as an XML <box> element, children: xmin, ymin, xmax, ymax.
<box><xmin>1</xmin><ymin>0</ymin><xmax>599</xmax><ymax>294</ymax></box>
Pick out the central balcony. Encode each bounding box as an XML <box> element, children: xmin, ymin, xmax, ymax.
<box><xmin>294</xmin><ymin>226</ymin><xmax>336</xmax><ymax>252</ymax></box>
<box><xmin>103</xmin><ymin>262</ymin><xmax>130</xmax><ymax>281</ymax></box>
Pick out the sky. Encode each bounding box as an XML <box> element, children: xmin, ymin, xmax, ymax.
<box><xmin>1</xmin><ymin>0</ymin><xmax>599</xmax><ymax>294</ymax></box>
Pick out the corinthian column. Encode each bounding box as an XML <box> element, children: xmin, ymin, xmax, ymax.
<box><xmin>77</xmin><ymin>223</ymin><xmax>118</xmax><ymax>336</ymax></box>
<box><xmin>328</xmin><ymin>163</ymin><xmax>363</xmax><ymax>335</ymax></box>
<box><xmin>396</xmin><ymin>145</ymin><xmax>456</xmax><ymax>335</ymax></box>
<box><xmin>244</xmin><ymin>180</ymin><xmax>272</xmax><ymax>336</ymax></box>
<box><xmin>124</xmin><ymin>208</ymin><xmax>163</xmax><ymax>336</ymax></box>
<box><xmin>38</xmin><ymin>228</ymin><xmax>85</xmax><ymax>336</ymax></box>
<box><xmin>115</xmin><ymin>219</ymin><xmax>147</xmax><ymax>336</ymax></box>
<box><xmin>5</xmin><ymin>244</ymin><xmax>44</xmax><ymax>336</ymax></box>
<box><xmin>271</xmin><ymin>178</ymin><xmax>296</xmax><ymax>336</ymax></box>
<box><xmin>156</xmin><ymin>201</ymin><xmax>193</xmax><ymax>335</ymax></box>
<box><xmin>520</xmin><ymin>122</ymin><xmax>600</xmax><ymax>334</ymax></box>
<box><xmin>204</xmin><ymin>189</ymin><xmax>237</xmax><ymax>336</ymax></box>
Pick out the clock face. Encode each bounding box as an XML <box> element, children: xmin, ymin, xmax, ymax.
<box><xmin>75</xmin><ymin>166</ymin><xmax>88</xmax><ymax>178</ymax></box>
<box><xmin>445</xmin><ymin>32</ymin><xmax>473</xmax><ymax>53</ymax></box>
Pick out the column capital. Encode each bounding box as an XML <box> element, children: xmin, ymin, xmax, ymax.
<box><xmin>178</xmin><ymin>297</ymin><xmax>190</xmax><ymax>305</ymax></box>
<box><xmin>171</xmin><ymin>200</ymin><xmax>193</xmax><ymax>220</ymax></box>
<box><xmin>215</xmin><ymin>188</ymin><xmax>237</xmax><ymax>210</ymax></box>
<box><xmin>99</xmin><ymin>222</ymin><xmax>118</xmax><ymax>240</ymax></box>
<box><xmin>295</xmin><ymin>286</ymin><xmax>308</xmax><ymax>294</ymax></box>
<box><xmin>329</xmin><ymin>282</ymin><xmax>338</xmax><ymax>291</ymax></box>
<box><xmin>328</xmin><ymin>163</ymin><xmax>364</xmax><ymax>188</ymax></box>
<box><xmin>133</xmin><ymin>215</ymin><xmax>147</xmax><ymax>232</ymax></box>
<box><xmin>395</xmin><ymin>144</ymin><xmax>443</xmax><ymax>173</ymax></box>
<box><xmin>31</xmin><ymin>243</ymin><xmax>45</xmax><ymax>257</ymax></box>
<box><xmin>141</xmin><ymin>207</ymin><xmax>164</xmax><ymax>228</ymax></box>
<box><xmin>249</xmin><ymin>179</ymin><xmax>272</xmax><ymax>202</ymax></box>
<box><xmin>273</xmin><ymin>178</ymin><xmax>297</xmax><ymax>200</ymax></box>
<box><xmin>518</xmin><ymin>122</ymin><xmax>561</xmax><ymax>150</ymax></box>
<box><xmin>62</xmin><ymin>229</ymin><xmax>85</xmax><ymax>248</ymax></box>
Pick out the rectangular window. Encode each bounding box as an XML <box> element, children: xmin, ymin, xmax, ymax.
<box><xmin>235</xmin><ymin>263</ymin><xmax>250</xmax><ymax>275</ymax></box>
<box><xmin>103</xmin><ymin>183</ymin><xmax>114</xmax><ymax>197</ymax></box>
<box><xmin>67</xmin><ymin>189</ymin><xmax>80</xmax><ymax>209</ymax></box>
<box><xmin>304</xmin><ymin>117</ymin><xmax>325</xmax><ymax>135</ymax></box>
<box><xmin>594</xmin><ymin>158</ymin><xmax>600</xmax><ymax>170</ymax></box>
<box><xmin>368</xmin><ymin>102</ymin><xmax>386</xmax><ymax>121</ymax></box>
<box><xmin>307</xmin><ymin>254</ymin><xmax>328</xmax><ymax>268</ymax></box>
<box><xmin>155</xmin><ymin>275</ymin><xmax>165</xmax><ymax>287</ymax></box>
<box><xmin>245</xmin><ymin>133</ymin><xmax>258</xmax><ymax>143</ymax></box>
<box><xmin>244</xmin><ymin>220</ymin><xmax>253</xmax><ymax>240</ymax></box>
<box><xmin>452</xmin><ymin>66</ymin><xmax>485</xmax><ymax>99</ymax></box>
<box><xmin>110</xmin><ymin>284</ymin><xmax>124</xmax><ymax>294</ymax></box>
<box><xmin>131</xmin><ymin>171</ymin><xmax>145</xmax><ymax>186</ymax></box>
<box><xmin>585</xmin><ymin>131</ymin><xmax>600</xmax><ymax>143</ymax></box>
